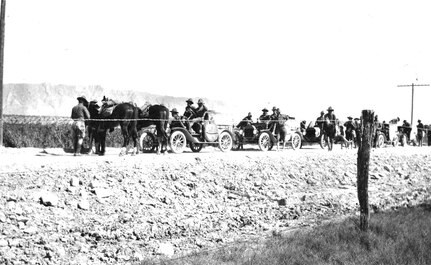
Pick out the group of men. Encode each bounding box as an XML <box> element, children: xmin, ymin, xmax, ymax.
<box><xmin>236</xmin><ymin>106</ymin><xmax>291</xmax><ymax>148</ymax></box>
<box><xmin>170</xmin><ymin>98</ymin><xmax>208</xmax><ymax>133</ymax></box>
<box><xmin>72</xmin><ymin>94</ymin><xmax>431</xmax><ymax>155</ymax></box>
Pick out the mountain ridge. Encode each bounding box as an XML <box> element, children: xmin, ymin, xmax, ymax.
<box><xmin>2</xmin><ymin>83</ymin><xmax>231</xmax><ymax>119</ymax></box>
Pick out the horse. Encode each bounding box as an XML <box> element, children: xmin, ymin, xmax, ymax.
<box><xmin>137</xmin><ymin>104</ymin><xmax>170</xmax><ymax>155</ymax></box>
<box><xmin>88</xmin><ymin>101</ymin><xmax>139</xmax><ymax>156</ymax></box>
<box><xmin>86</xmin><ymin>100</ymin><xmax>102</xmax><ymax>154</ymax></box>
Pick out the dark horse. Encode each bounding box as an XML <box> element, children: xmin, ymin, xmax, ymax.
<box><xmin>88</xmin><ymin>101</ymin><xmax>139</xmax><ymax>156</ymax></box>
<box><xmin>137</xmin><ymin>104</ymin><xmax>170</xmax><ymax>154</ymax></box>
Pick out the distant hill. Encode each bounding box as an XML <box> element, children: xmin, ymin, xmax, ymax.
<box><xmin>3</xmin><ymin>83</ymin><xmax>238</xmax><ymax>123</ymax></box>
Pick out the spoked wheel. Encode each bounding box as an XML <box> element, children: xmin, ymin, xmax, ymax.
<box><xmin>219</xmin><ymin>131</ymin><xmax>233</xmax><ymax>152</ymax></box>
<box><xmin>258</xmin><ymin>132</ymin><xmax>272</xmax><ymax>151</ymax></box>
<box><xmin>291</xmin><ymin>133</ymin><xmax>302</xmax><ymax>150</ymax></box>
<box><xmin>190</xmin><ymin>137</ymin><xmax>203</xmax><ymax>153</ymax></box>
<box><xmin>319</xmin><ymin>135</ymin><xmax>327</xmax><ymax>149</ymax></box>
<box><xmin>139</xmin><ymin>132</ymin><xmax>156</xmax><ymax>153</ymax></box>
<box><xmin>169</xmin><ymin>131</ymin><xmax>187</xmax><ymax>154</ymax></box>
<box><xmin>376</xmin><ymin>133</ymin><xmax>385</xmax><ymax>148</ymax></box>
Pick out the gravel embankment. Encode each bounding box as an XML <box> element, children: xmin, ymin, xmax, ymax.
<box><xmin>0</xmin><ymin>146</ymin><xmax>430</xmax><ymax>264</ymax></box>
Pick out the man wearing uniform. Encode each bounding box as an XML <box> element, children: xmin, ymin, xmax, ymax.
<box><xmin>258</xmin><ymin>108</ymin><xmax>270</xmax><ymax>123</ymax></box>
<box><xmin>323</xmin><ymin>106</ymin><xmax>337</xmax><ymax>151</ymax></box>
<box><xmin>344</xmin><ymin>116</ymin><xmax>355</xmax><ymax>142</ymax></box>
<box><xmin>195</xmin><ymin>99</ymin><xmax>208</xmax><ymax>118</ymax></box>
<box><xmin>71</xmin><ymin>96</ymin><xmax>90</xmax><ymax>156</ymax></box>
<box><xmin>183</xmin><ymin>98</ymin><xmax>197</xmax><ymax>132</ymax></box>
<box><xmin>170</xmin><ymin>108</ymin><xmax>186</xmax><ymax>129</ymax></box>
<box><xmin>236</xmin><ymin>112</ymin><xmax>253</xmax><ymax>129</ymax></box>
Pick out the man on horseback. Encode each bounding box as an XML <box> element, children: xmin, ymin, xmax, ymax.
<box><xmin>71</xmin><ymin>96</ymin><xmax>90</xmax><ymax>156</ymax></box>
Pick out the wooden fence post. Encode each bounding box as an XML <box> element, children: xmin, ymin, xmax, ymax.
<box><xmin>357</xmin><ymin>110</ymin><xmax>374</xmax><ymax>231</ymax></box>
<box><xmin>0</xmin><ymin>0</ymin><xmax>5</xmax><ymax>148</ymax></box>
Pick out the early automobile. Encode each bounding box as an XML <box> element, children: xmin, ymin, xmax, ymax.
<box><xmin>140</xmin><ymin>111</ymin><xmax>234</xmax><ymax>154</ymax></box>
<box><xmin>233</xmin><ymin>118</ymin><xmax>302</xmax><ymax>151</ymax></box>
<box><xmin>374</xmin><ymin>122</ymin><xmax>407</xmax><ymax>147</ymax></box>
<box><xmin>298</xmin><ymin>120</ymin><xmax>327</xmax><ymax>149</ymax></box>
<box><xmin>168</xmin><ymin>111</ymin><xmax>234</xmax><ymax>153</ymax></box>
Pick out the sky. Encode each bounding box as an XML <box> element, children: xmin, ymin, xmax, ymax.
<box><xmin>3</xmin><ymin>0</ymin><xmax>431</xmax><ymax>123</ymax></box>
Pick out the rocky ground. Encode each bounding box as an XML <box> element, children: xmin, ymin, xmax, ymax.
<box><xmin>0</xmin><ymin>145</ymin><xmax>430</xmax><ymax>265</ymax></box>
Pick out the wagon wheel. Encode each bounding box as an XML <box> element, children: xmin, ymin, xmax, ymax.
<box><xmin>291</xmin><ymin>133</ymin><xmax>302</xmax><ymax>150</ymax></box>
<box><xmin>139</xmin><ymin>132</ymin><xmax>156</xmax><ymax>153</ymax></box>
<box><xmin>218</xmin><ymin>131</ymin><xmax>233</xmax><ymax>152</ymax></box>
<box><xmin>376</xmin><ymin>133</ymin><xmax>385</xmax><ymax>148</ymax></box>
<box><xmin>258</xmin><ymin>132</ymin><xmax>272</xmax><ymax>151</ymax></box>
<box><xmin>190</xmin><ymin>137</ymin><xmax>203</xmax><ymax>153</ymax></box>
<box><xmin>319</xmin><ymin>135</ymin><xmax>327</xmax><ymax>149</ymax></box>
<box><xmin>169</xmin><ymin>131</ymin><xmax>187</xmax><ymax>154</ymax></box>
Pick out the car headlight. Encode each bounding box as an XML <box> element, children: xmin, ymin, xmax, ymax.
<box><xmin>253</xmin><ymin>129</ymin><xmax>258</xmax><ymax>135</ymax></box>
<box><xmin>239</xmin><ymin>129</ymin><xmax>244</xmax><ymax>135</ymax></box>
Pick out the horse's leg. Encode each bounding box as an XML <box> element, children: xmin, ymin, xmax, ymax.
<box><xmin>120</xmin><ymin>125</ymin><xmax>129</xmax><ymax>156</ymax></box>
<box><xmin>131</xmin><ymin>127</ymin><xmax>138</xmax><ymax>155</ymax></box>
<box><xmin>99</xmin><ymin>130</ymin><xmax>106</xmax><ymax>156</ymax></box>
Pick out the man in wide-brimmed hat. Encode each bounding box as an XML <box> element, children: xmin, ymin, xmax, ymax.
<box><xmin>183</xmin><ymin>98</ymin><xmax>197</xmax><ymax>132</ymax></box>
<box><xmin>170</xmin><ymin>108</ymin><xmax>186</xmax><ymax>129</ymax></box>
<box><xmin>71</xmin><ymin>96</ymin><xmax>91</xmax><ymax>156</ymax></box>
<box><xmin>195</xmin><ymin>98</ymin><xmax>208</xmax><ymax>118</ymax></box>
<box><xmin>323</xmin><ymin>106</ymin><xmax>337</xmax><ymax>151</ymax></box>
<box><xmin>259</xmin><ymin>108</ymin><xmax>270</xmax><ymax>122</ymax></box>
<box><xmin>344</xmin><ymin>116</ymin><xmax>355</xmax><ymax>142</ymax></box>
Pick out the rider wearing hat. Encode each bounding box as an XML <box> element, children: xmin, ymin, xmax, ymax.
<box><xmin>170</xmin><ymin>108</ymin><xmax>186</xmax><ymax>129</ymax></box>
<box><xmin>344</xmin><ymin>116</ymin><xmax>355</xmax><ymax>142</ymax></box>
<box><xmin>183</xmin><ymin>98</ymin><xmax>197</xmax><ymax>119</ymax></box>
<box><xmin>71</xmin><ymin>96</ymin><xmax>91</xmax><ymax>156</ymax></box>
<box><xmin>323</xmin><ymin>106</ymin><xmax>337</xmax><ymax>151</ymax></box>
<box><xmin>259</xmin><ymin>108</ymin><xmax>270</xmax><ymax>122</ymax></box>
<box><xmin>195</xmin><ymin>99</ymin><xmax>208</xmax><ymax>118</ymax></box>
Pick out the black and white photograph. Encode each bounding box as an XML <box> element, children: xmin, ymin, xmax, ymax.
<box><xmin>1</xmin><ymin>1</ymin><xmax>430</xmax><ymax>264</ymax></box>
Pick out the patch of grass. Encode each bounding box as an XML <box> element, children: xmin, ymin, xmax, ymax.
<box><xmin>145</xmin><ymin>203</ymin><xmax>431</xmax><ymax>265</ymax></box>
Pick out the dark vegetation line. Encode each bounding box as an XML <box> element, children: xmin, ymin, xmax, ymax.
<box><xmin>3</xmin><ymin>123</ymin><xmax>123</xmax><ymax>148</ymax></box>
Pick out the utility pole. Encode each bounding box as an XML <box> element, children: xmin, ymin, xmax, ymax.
<box><xmin>0</xmin><ymin>0</ymin><xmax>6</xmax><ymax>148</ymax></box>
<box><xmin>397</xmin><ymin>83</ymin><xmax>430</xmax><ymax>126</ymax></box>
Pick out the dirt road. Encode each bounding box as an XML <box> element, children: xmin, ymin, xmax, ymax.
<box><xmin>1</xmin><ymin>145</ymin><xmax>430</xmax><ymax>264</ymax></box>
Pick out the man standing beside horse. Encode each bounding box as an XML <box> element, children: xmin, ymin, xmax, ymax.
<box><xmin>323</xmin><ymin>106</ymin><xmax>337</xmax><ymax>151</ymax></box>
<box><xmin>71</xmin><ymin>96</ymin><xmax>90</xmax><ymax>156</ymax></box>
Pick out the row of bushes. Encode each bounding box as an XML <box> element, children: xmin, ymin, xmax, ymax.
<box><xmin>3</xmin><ymin>123</ymin><xmax>125</xmax><ymax>148</ymax></box>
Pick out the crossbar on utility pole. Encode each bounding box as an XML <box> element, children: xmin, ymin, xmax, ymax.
<box><xmin>0</xmin><ymin>0</ymin><xmax>6</xmax><ymax>148</ymax></box>
<box><xmin>397</xmin><ymin>83</ymin><xmax>430</xmax><ymax>126</ymax></box>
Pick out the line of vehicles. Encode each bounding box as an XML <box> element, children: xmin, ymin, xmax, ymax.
<box><xmin>137</xmin><ymin>111</ymin><xmax>422</xmax><ymax>154</ymax></box>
